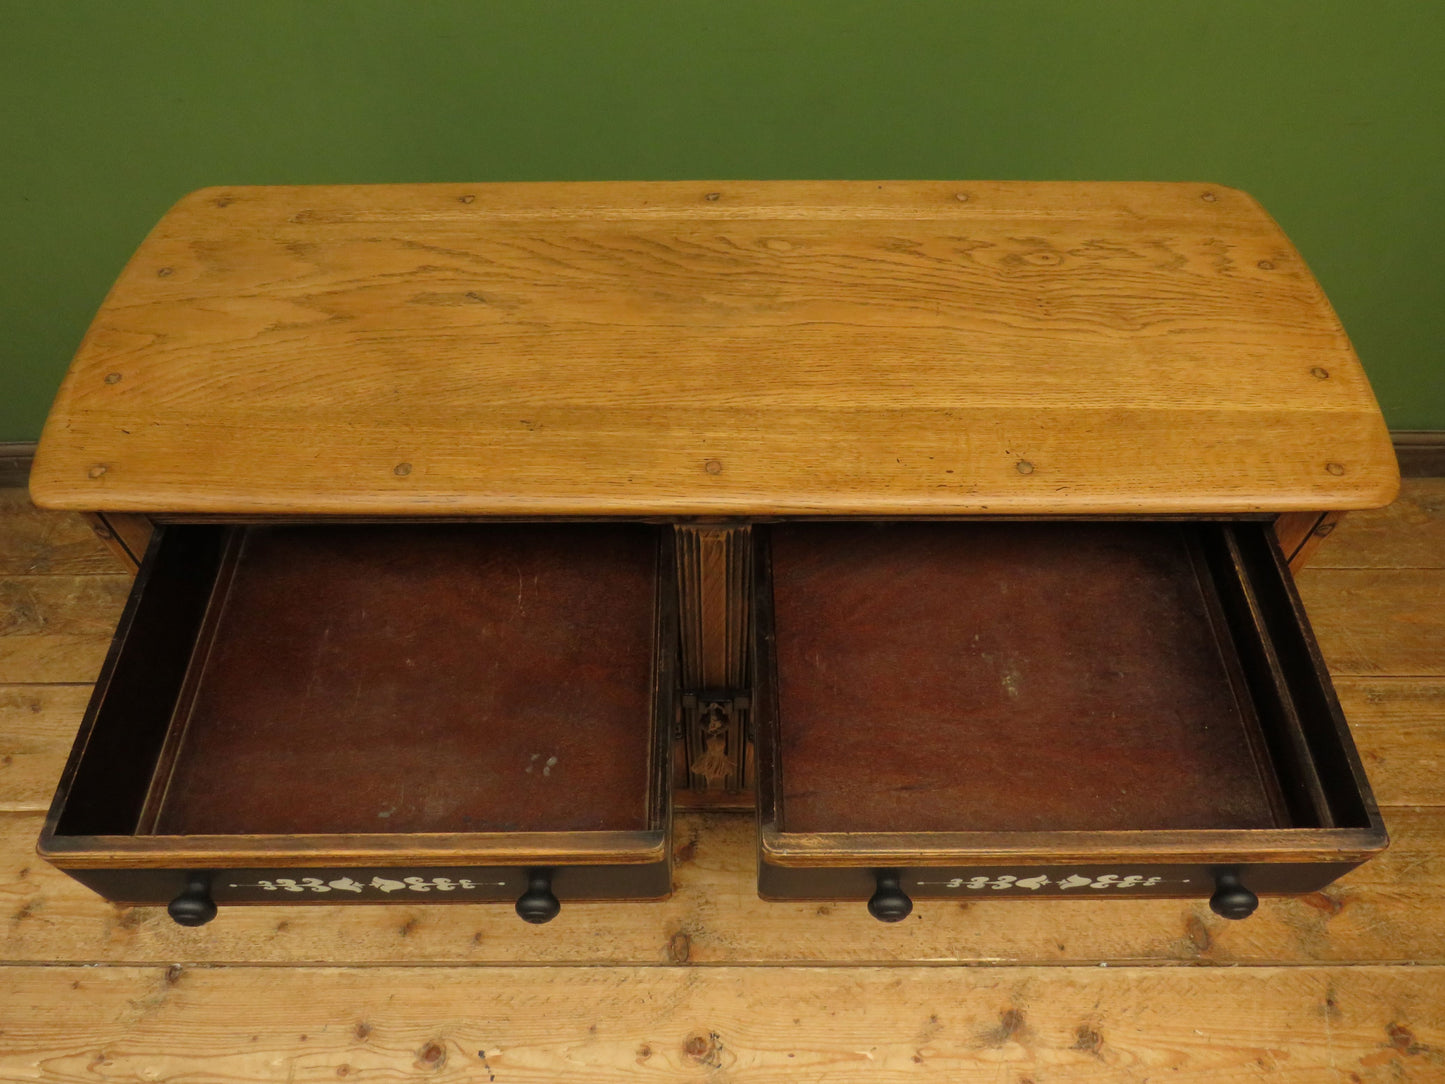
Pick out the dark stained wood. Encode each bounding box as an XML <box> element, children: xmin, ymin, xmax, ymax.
<box><xmin>766</xmin><ymin>522</ymin><xmax>1282</xmax><ymax>835</ymax></box>
<box><xmin>4</xmin><ymin>807</ymin><xmax>1445</xmax><ymax>966</ymax></box>
<box><xmin>673</xmin><ymin>524</ymin><xmax>753</xmax><ymax>797</ymax></box>
<box><xmin>674</xmin><ymin>525</ymin><xmax>752</xmax><ymax>693</ymax></box>
<box><xmin>39</xmin><ymin>523</ymin><xmax>678</xmax><ymax>906</ymax></box>
<box><xmin>753</xmin><ymin>520</ymin><xmax>1387</xmax><ymax>909</ymax></box>
<box><xmin>8</xmin><ymin>679</ymin><xmax>1428</xmax><ymax>830</ymax></box>
<box><xmin>145</xmin><ymin>524</ymin><xmax>660</xmax><ymax>836</ymax></box>
<box><xmin>47</xmin><ymin>525</ymin><xmax>231</xmax><ymax>841</ymax></box>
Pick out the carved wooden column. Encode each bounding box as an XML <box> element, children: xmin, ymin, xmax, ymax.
<box><xmin>674</xmin><ymin>524</ymin><xmax>752</xmax><ymax>803</ymax></box>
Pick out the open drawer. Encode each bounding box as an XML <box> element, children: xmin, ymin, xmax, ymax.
<box><xmin>40</xmin><ymin>522</ymin><xmax>676</xmax><ymax>925</ymax></box>
<box><xmin>754</xmin><ymin>520</ymin><xmax>1387</xmax><ymax>921</ymax></box>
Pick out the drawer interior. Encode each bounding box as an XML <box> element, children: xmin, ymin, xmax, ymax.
<box><xmin>757</xmin><ymin>520</ymin><xmax>1380</xmax><ymax>846</ymax></box>
<box><xmin>51</xmin><ymin>523</ymin><xmax>672</xmax><ymax>847</ymax></box>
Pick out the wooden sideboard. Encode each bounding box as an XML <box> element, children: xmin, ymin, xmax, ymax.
<box><xmin>29</xmin><ymin>181</ymin><xmax>1399</xmax><ymax>924</ymax></box>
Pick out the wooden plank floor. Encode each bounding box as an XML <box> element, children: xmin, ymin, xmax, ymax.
<box><xmin>1</xmin><ymin>483</ymin><xmax>1442</xmax><ymax>1081</ymax></box>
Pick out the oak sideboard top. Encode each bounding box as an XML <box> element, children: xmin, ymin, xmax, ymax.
<box><xmin>30</xmin><ymin>180</ymin><xmax>1397</xmax><ymax>516</ymax></box>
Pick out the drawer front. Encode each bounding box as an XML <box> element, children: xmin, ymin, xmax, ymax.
<box><xmin>758</xmin><ymin>861</ymin><xmax>1363</xmax><ymax>903</ymax></box>
<box><xmin>64</xmin><ymin>861</ymin><xmax>673</xmax><ymax>909</ymax></box>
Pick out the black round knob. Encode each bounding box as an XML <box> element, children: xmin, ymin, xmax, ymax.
<box><xmin>1209</xmin><ymin>871</ymin><xmax>1258</xmax><ymax>920</ymax></box>
<box><xmin>168</xmin><ymin>874</ymin><xmax>217</xmax><ymax>927</ymax></box>
<box><xmin>867</xmin><ymin>871</ymin><xmax>913</xmax><ymax>922</ymax></box>
<box><xmin>515</xmin><ymin>870</ymin><xmax>560</xmax><ymax>924</ymax></box>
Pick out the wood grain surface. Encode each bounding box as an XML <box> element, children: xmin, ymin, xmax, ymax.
<box><xmin>1</xmin><ymin>807</ymin><xmax>1442</xmax><ymax>967</ymax></box>
<box><xmin>0</xmin><ymin>684</ymin><xmax>91</xmax><ymax>812</ymax></box>
<box><xmin>1336</xmin><ymin>678</ymin><xmax>1445</xmax><ymax>807</ymax></box>
<box><xmin>2</xmin><ymin>964</ymin><xmax>1443</xmax><ymax>1082</ymax></box>
<box><xmin>0</xmin><ymin>482</ymin><xmax>1440</xmax><ymax>1079</ymax></box>
<box><xmin>0</xmin><ymin>489</ymin><xmax>120</xmax><ymax>576</ymax></box>
<box><xmin>0</xmin><ymin>573</ymin><xmax>130</xmax><ymax>684</ymax></box>
<box><xmin>1307</xmin><ymin>478</ymin><xmax>1445</xmax><ymax>569</ymax></box>
<box><xmin>1296</xmin><ymin>568</ymin><xmax>1445</xmax><ymax>676</ymax></box>
<box><xmin>1273</xmin><ymin>510</ymin><xmax>1327</xmax><ymax>568</ymax></box>
<box><xmin>30</xmin><ymin>181</ymin><xmax>1397</xmax><ymax>516</ymax></box>
<box><xmin>86</xmin><ymin>511</ymin><xmax>154</xmax><ymax>574</ymax></box>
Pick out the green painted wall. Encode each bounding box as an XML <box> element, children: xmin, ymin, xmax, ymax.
<box><xmin>4</xmin><ymin>0</ymin><xmax>1442</xmax><ymax>439</ymax></box>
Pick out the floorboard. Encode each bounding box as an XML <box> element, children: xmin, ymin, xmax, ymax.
<box><xmin>0</xmin><ymin>489</ymin><xmax>119</xmax><ymax>577</ymax></box>
<box><xmin>1336</xmin><ymin>678</ymin><xmax>1445</xmax><ymax>807</ymax></box>
<box><xmin>1308</xmin><ymin>480</ymin><xmax>1445</xmax><ymax>569</ymax></box>
<box><xmin>1</xmin><ymin>964</ymin><xmax>1441</xmax><ymax>1083</ymax></box>
<box><xmin>0</xmin><ymin>574</ymin><xmax>130</xmax><ymax>684</ymax></box>
<box><xmin>0</xmin><ymin>481</ymin><xmax>1441</xmax><ymax>1079</ymax></box>
<box><xmin>1296</xmin><ymin>568</ymin><xmax>1445</xmax><ymax>676</ymax></box>
<box><xmin>0</xmin><ymin>685</ymin><xmax>91</xmax><ymax>812</ymax></box>
<box><xmin>3</xmin><ymin>809</ymin><xmax>1443</xmax><ymax>967</ymax></box>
